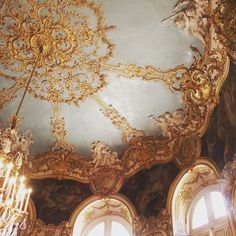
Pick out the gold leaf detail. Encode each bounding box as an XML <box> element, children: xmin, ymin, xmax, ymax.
<box><xmin>93</xmin><ymin>95</ymin><xmax>144</xmax><ymax>143</ymax></box>
<box><xmin>50</xmin><ymin>102</ymin><xmax>75</xmax><ymax>152</ymax></box>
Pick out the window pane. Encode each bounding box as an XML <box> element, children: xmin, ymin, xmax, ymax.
<box><xmin>111</xmin><ymin>221</ymin><xmax>130</xmax><ymax>236</ymax></box>
<box><xmin>192</xmin><ymin>197</ymin><xmax>209</xmax><ymax>229</ymax></box>
<box><xmin>211</xmin><ymin>192</ymin><xmax>227</xmax><ymax>219</ymax></box>
<box><xmin>87</xmin><ymin>222</ymin><xmax>104</xmax><ymax>236</ymax></box>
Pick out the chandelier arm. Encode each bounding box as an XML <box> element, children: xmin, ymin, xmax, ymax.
<box><xmin>12</xmin><ymin>52</ymin><xmax>41</xmax><ymax>128</ymax></box>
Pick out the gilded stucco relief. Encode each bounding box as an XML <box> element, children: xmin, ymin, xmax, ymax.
<box><xmin>0</xmin><ymin>0</ymin><xmax>236</xmax><ymax>235</ymax></box>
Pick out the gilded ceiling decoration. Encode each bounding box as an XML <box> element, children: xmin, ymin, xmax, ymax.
<box><xmin>0</xmin><ymin>0</ymin><xmax>236</xmax><ymax>234</ymax></box>
<box><xmin>0</xmin><ymin>0</ymin><xmax>230</xmax><ymax>179</ymax></box>
<box><xmin>50</xmin><ymin>102</ymin><xmax>75</xmax><ymax>152</ymax></box>
<box><xmin>0</xmin><ymin>0</ymin><xmax>115</xmax><ymax>104</ymax></box>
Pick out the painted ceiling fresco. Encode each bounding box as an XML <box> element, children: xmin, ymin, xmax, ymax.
<box><xmin>30</xmin><ymin>178</ymin><xmax>93</xmax><ymax>225</ymax></box>
<box><xmin>202</xmin><ymin>63</ymin><xmax>236</xmax><ymax>170</ymax></box>
<box><xmin>120</xmin><ymin>162</ymin><xmax>179</xmax><ymax>217</ymax></box>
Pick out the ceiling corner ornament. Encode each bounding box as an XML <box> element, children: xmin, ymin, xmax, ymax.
<box><xmin>213</xmin><ymin>0</ymin><xmax>236</xmax><ymax>64</ymax></box>
<box><xmin>0</xmin><ymin>0</ymin><xmax>115</xmax><ymax>105</ymax></box>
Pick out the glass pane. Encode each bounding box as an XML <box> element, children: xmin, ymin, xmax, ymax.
<box><xmin>192</xmin><ymin>197</ymin><xmax>209</xmax><ymax>229</ymax></box>
<box><xmin>111</xmin><ymin>221</ymin><xmax>130</xmax><ymax>236</ymax></box>
<box><xmin>211</xmin><ymin>192</ymin><xmax>227</xmax><ymax>219</ymax></box>
<box><xmin>87</xmin><ymin>222</ymin><xmax>105</xmax><ymax>236</ymax></box>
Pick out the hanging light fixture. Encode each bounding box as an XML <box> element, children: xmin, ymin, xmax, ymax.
<box><xmin>0</xmin><ymin>118</ymin><xmax>32</xmax><ymax>236</ymax></box>
<box><xmin>0</xmin><ymin>48</ymin><xmax>40</xmax><ymax>235</ymax></box>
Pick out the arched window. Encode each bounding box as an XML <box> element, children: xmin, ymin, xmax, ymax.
<box><xmin>83</xmin><ymin>215</ymin><xmax>131</xmax><ymax>236</ymax></box>
<box><xmin>71</xmin><ymin>196</ymin><xmax>134</xmax><ymax>236</ymax></box>
<box><xmin>168</xmin><ymin>160</ymin><xmax>234</xmax><ymax>236</ymax></box>
<box><xmin>190</xmin><ymin>188</ymin><xmax>230</xmax><ymax>236</ymax></box>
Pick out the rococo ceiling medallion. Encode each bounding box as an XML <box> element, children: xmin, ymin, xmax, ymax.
<box><xmin>0</xmin><ymin>0</ymin><xmax>115</xmax><ymax>105</ymax></box>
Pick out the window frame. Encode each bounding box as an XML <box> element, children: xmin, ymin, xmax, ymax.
<box><xmin>189</xmin><ymin>185</ymin><xmax>229</xmax><ymax>235</ymax></box>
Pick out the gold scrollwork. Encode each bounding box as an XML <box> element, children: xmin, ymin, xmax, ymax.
<box><xmin>50</xmin><ymin>102</ymin><xmax>75</xmax><ymax>152</ymax></box>
<box><xmin>178</xmin><ymin>168</ymin><xmax>212</xmax><ymax>201</ymax></box>
<box><xmin>0</xmin><ymin>81</ymin><xmax>23</xmax><ymax>109</ymax></box>
<box><xmin>0</xmin><ymin>0</ymin><xmax>115</xmax><ymax>105</ymax></box>
<box><xmin>21</xmin><ymin>1</ymin><xmax>229</xmax><ymax>192</ymax></box>
<box><xmin>92</xmin><ymin>95</ymin><xmax>144</xmax><ymax>144</ymax></box>
<box><xmin>101</xmin><ymin>63</ymin><xmax>187</xmax><ymax>92</ymax></box>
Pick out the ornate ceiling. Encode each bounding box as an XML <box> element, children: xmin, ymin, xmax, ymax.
<box><xmin>0</xmin><ymin>0</ymin><xmax>203</xmax><ymax>157</ymax></box>
<box><xmin>1</xmin><ymin>0</ymin><xmax>236</xmax><ymax>234</ymax></box>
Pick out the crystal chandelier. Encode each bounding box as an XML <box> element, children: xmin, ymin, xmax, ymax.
<box><xmin>0</xmin><ymin>47</ymin><xmax>37</xmax><ymax>235</ymax></box>
<box><xmin>0</xmin><ymin>116</ymin><xmax>32</xmax><ymax>236</ymax></box>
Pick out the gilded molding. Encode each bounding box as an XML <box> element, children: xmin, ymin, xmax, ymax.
<box><xmin>0</xmin><ymin>81</ymin><xmax>23</xmax><ymax>109</ymax></box>
<box><xmin>50</xmin><ymin>102</ymin><xmax>75</xmax><ymax>152</ymax></box>
<box><xmin>0</xmin><ymin>0</ymin><xmax>115</xmax><ymax>105</ymax></box>
<box><xmin>178</xmin><ymin>168</ymin><xmax>212</xmax><ymax>201</ymax></box>
<box><xmin>25</xmin><ymin>151</ymin><xmax>91</xmax><ymax>182</ymax></box>
<box><xmin>93</xmin><ymin>95</ymin><xmax>144</xmax><ymax>144</ymax></box>
<box><xmin>26</xmin><ymin>142</ymin><xmax>125</xmax><ymax>196</ymax></box>
<box><xmin>101</xmin><ymin>63</ymin><xmax>187</xmax><ymax>92</ymax></box>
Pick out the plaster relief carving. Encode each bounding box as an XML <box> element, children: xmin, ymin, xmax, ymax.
<box><xmin>90</xmin><ymin>141</ymin><xmax>121</xmax><ymax>170</ymax></box>
<box><xmin>150</xmin><ymin>109</ymin><xmax>188</xmax><ymax>139</ymax></box>
<box><xmin>163</xmin><ymin>0</ymin><xmax>210</xmax><ymax>43</ymax></box>
<box><xmin>89</xmin><ymin>141</ymin><xmax>124</xmax><ymax>196</ymax></box>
